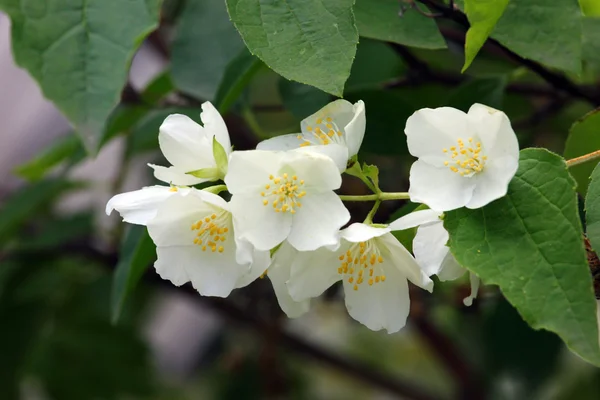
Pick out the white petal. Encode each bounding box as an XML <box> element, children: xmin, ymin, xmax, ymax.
<box><xmin>340</xmin><ymin>223</ymin><xmax>389</xmax><ymax>243</ymax></box>
<box><xmin>287</xmin><ymin>192</ymin><xmax>350</xmax><ymax>251</ymax></box>
<box><xmin>301</xmin><ymin>99</ymin><xmax>355</xmax><ymax>138</ymax></box>
<box><xmin>201</xmin><ymin>101</ymin><xmax>231</xmax><ymax>154</ymax></box>
<box><xmin>409</xmin><ymin>160</ymin><xmax>476</xmax><ymax>212</ymax></box>
<box><xmin>257</xmin><ymin>134</ymin><xmax>303</xmax><ymax>151</ymax></box>
<box><xmin>467</xmin><ymin>104</ymin><xmax>510</xmax><ymax>151</ymax></box>
<box><xmin>154</xmin><ymin>245</ymin><xmax>243</xmax><ymax>297</ymax></box>
<box><xmin>294</xmin><ymin>143</ymin><xmax>349</xmax><ymax>172</ymax></box>
<box><xmin>343</xmin><ymin>267</ymin><xmax>410</xmax><ymax>333</ymax></box>
<box><xmin>147</xmin><ymin>195</ymin><xmax>219</xmax><ymax>247</ymax></box>
<box><xmin>149</xmin><ymin>164</ymin><xmax>207</xmax><ymax>186</ymax></box>
<box><xmin>267</xmin><ymin>242</ymin><xmax>311</xmax><ymax>317</ymax></box>
<box><xmin>437</xmin><ymin>254</ymin><xmax>466</xmax><ymax>281</ymax></box>
<box><xmin>344</xmin><ymin>100</ymin><xmax>366</xmax><ymax>157</ymax></box>
<box><xmin>287</xmin><ymin>242</ymin><xmax>347</xmax><ymax>301</ymax></box>
<box><xmin>413</xmin><ymin>222</ymin><xmax>451</xmax><ymax>277</ymax></box>
<box><xmin>286</xmin><ymin>149</ymin><xmax>342</xmax><ymax>191</ymax></box>
<box><xmin>234</xmin><ymin>246</ymin><xmax>271</xmax><ymax>289</ymax></box>
<box><xmin>378</xmin><ymin>233</ymin><xmax>433</xmax><ymax>292</ymax></box>
<box><xmin>106</xmin><ymin>185</ymin><xmax>180</xmax><ymax>225</ymax></box>
<box><xmin>158</xmin><ymin>114</ymin><xmax>214</xmax><ymax>171</ymax></box>
<box><xmin>463</xmin><ymin>272</ymin><xmax>481</xmax><ymax>306</ymax></box>
<box><xmin>388</xmin><ymin>209</ymin><xmax>442</xmax><ymax>231</ymax></box>
<box><xmin>405</xmin><ymin>107</ymin><xmax>475</xmax><ymax>166</ymax></box>
<box><xmin>229</xmin><ymin>193</ymin><xmax>292</xmax><ymax>251</ymax></box>
<box><xmin>224</xmin><ymin>150</ymin><xmax>283</xmax><ymax>194</ymax></box>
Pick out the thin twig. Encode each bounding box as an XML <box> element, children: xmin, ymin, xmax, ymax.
<box><xmin>566</xmin><ymin>150</ymin><xmax>600</xmax><ymax>168</ymax></box>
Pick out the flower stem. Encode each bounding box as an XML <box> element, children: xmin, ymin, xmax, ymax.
<box><xmin>364</xmin><ymin>200</ymin><xmax>381</xmax><ymax>224</ymax></box>
<box><xmin>566</xmin><ymin>150</ymin><xmax>600</xmax><ymax>168</ymax></box>
<box><xmin>338</xmin><ymin>192</ymin><xmax>410</xmax><ymax>202</ymax></box>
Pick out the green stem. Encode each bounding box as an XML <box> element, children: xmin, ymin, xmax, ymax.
<box><xmin>338</xmin><ymin>192</ymin><xmax>410</xmax><ymax>202</ymax></box>
<box><xmin>364</xmin><ymin>200</ymin><xmax>381</xmax><ymax>224</ymax></box>
<box><xmin>203</xmin><ymin>184</ymin><xmax>228</xmax><ymax>195</ymax></box>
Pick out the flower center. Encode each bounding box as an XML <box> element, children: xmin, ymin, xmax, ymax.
<box><xmin>261</xmin><ymin>173</ymin><xmax>306</xmax><ymax>213</ymax></box>
<box><xmin>338</xmin><ymin>241</ymin><xmax>386</xmax><ymax>291</ymax></box>
<box><xmin>299</xmin><ymin>116</ymin><xmax>343</xmax><ymax>147</ymax></box>
<box><xmin>442</xmin><ymin>137</ymin><xmax>487</xmax><ymax>177</ymax></box>
<box><xmin>190</xmin><ymin>211</ymin><xmax>230</xmax><ymax>253</ymax></box>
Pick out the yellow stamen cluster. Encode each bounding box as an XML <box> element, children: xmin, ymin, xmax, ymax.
<box><xmin>190</xmin><ymin>212</ymin><xmax>229</xmax><ymax>253</ymax></box>
<box><xmin>261</xmin><ymin>173</ymin><xmax>306</xmax><ymax>213</ymax></box>
<box><xmin>442</xmin><ymin>137</ymin><xmax>487</xmax><ymax>176</ymax></box>
<box><xmin>299</xmin><ymin>116</ymin><xmax>343</xmax><ymax>147</ymax></box>
<box><xmin>338</xmin><ymin>241</ymin><xmax>386</xmax><ymax>291</ymax></box>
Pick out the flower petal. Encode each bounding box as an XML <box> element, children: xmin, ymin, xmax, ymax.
<box><xmin>294</xmin><ymin>143</ymin><xmax>349</xmax><ymax>172</ymax></box>
<box><xmin>287</xmin><ymin>241</ymin><xmax>348</xmax><ymax>301</ymax></box>
<box><xmin>409</xmin><ymin>160</ymin><xmax>476</xmax><ymax>212</ymax></box>
<box><xmin>301</xmin><ymin>99</ymin><xmax>355</xmax><ymax>138</ymax></box>
<box><xmin>224</xmin><ymin>150</ymin><xmax>283</xmax><ymax>194</ymax></box>
<box><xmin>378</xmin><ymin>233</ymin><xmax>433</xmax><ymax>292</ymax></box>
<box><xmin>343</xmin><ymin>266</ymin><xmax>410</xmax><ymax>333</ymax></box>
<box><xmin>201</xmin><ymin>101</ymin><xmax>231</xmax><ymax>154</ymax></box>
<box><xmin>287</xmin><ymin>192</ymin><xmax>350</xmax><ymax>251</ymax></box>
<box><xmin>413</xmin><ymin>221</ymin><xmax>451</xmax><ymax>277</ymax></box>
<box><xmin>234</xmin><ymin>246</ymin><xmax>271</xmax><ymax>289</ymax></box>
<box><xmin>106</xmin><ymin>185</ymin><xmax>183</xmax><ymax>225</ymax></box>
<box><xmin>257</xmin><ymin>133</ymin><xmax>304</xmax><ymax>151</ymax></box>
<box><xmin>286</xmin><ymin>150</ymin><xmax>342</xmax><ymax>192</ymax></box>
<box><xmin>340</xmin><ymin>223</ymin><xmax>389</xmax><ymax>243</ymax></box>
<box><xmin>344</xmin><ymin>100</ymin><xmax>366</xmax><ymax>157</ymax></box>
<box><xmin>437</xmin><ymin>254</ymin><xmax>466</xmax><ymax>281</ymax></box>
<box><xmin>267</xmin><ymin>242</ymin><xmax>311</xmax><ymax>317</ymax></box>
<box><xmin>388</xmin><ymin>209</ymin><xmax>442</xmax><ymax>231</ymax></box>
<box><xmin>229</xmin><ymin>193</ymin><xmax>292</xmax><ymax>251</ymax></box>
<box><xmin>463</xmin><ymin>272</ymin><xmax>480</xmax><ymax>306</ymax></box>
<box><xmin>149</xmin><ymin>164</ymin><xmax>207</xmax><ymax>186</ymax></box>
<box><xmin>405</xmin><ymin>107</ymin><xmax>475</xmax><ymax>166</ymax></box>
<box><xmin>158</xmin><ymin>114</ymin><xmax>213</xmax><ymax>171</ymax></box>
<box><xmin>154</xmin><ymin>245</ymin><xmax>243</xmax><ymax>297</ymax></box>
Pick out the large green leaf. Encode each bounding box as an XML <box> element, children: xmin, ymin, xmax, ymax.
<box><xmin>564</xmin><ymin>109</ymin><xmax>600</xmax><ymax>195</ymax></box>
<box><xmin>582</xmin><ymin>17</ymin><xmax>600</xmax><ymax>68</ymax></box>
<box><xmin>585</xmin><ymin>163</ymin><xmax>600</xmax><ymax>253</ymax></box>
<box><xmin>354</xmin><ymin>0</ymin><xmax>446</xmax><ymax>49</ymax></box>
<box><xmin>492</xmin><ymin>0</ymin><xmax>582</xmax><ymax>74</ymax></box>
<box><xmin>345</xmin><ymin>39</ymin><xmax>405</xmax><ymax>93</ymax></box>
<box><xmin>172</xmin><ymin>0</ymin><xmax>245</xmax><ymax>101</ymax></box>
<box><xmin>463</xmin><ymin>0</ymin><xmax>509</xmax><ymax>71</ymax></box>
<box><xmin>445</xmin><ymin>148</ymin><xmax>600</xmax><ymax>366</ymax></box>
<box><xmin>446</xmin><ymin>76</ymin><xmax>507</xmax><ymax>112</ymax></box>
<box><xmin>0</xmin><ymin>0</ymin><xmax>161</xmax><ymax>151</ymax></box>
<box><xmin>214</xmin><ymin>49</ymin><xmax>263</xmax><ymax>114</ymax></box>
<box><xmin>111</xmin><ymin>226</ymin><xmax>155</xmax><ymax>323</ymax></box>
<box><xmin>581</xmin><ymin>0</ymin><xmax>600</xmax><ymax>16</ymax></box>
<box><xmin>226</xmin><ymin>0</ymin><xmax>358</xmax><ymax>96</ymax></box>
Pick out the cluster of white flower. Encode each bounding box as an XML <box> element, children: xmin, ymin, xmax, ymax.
<box><xmin>107</xmin><ymin>100</ymin><xmax>519</xmax><ymax>333</ymax></box>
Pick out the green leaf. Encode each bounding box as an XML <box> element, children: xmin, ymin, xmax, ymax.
<box><xmin>345</xmin><ymin>39</ymin><xmax>406</xmax><ymax>93</ymax></box>
<box><xmin>445</xmin><ymin>148</ymin><xmax>600</xmax><ymax>366</ymax></box>
<box><xmin>446</xmin><ymin>76</ymin><xmax>507</xmax><ymax>112</ymax></box>
<box><xmin>585</xmin><ymin>164</ymin><xmax>600</xmax><ymax>254</ymax></box>
<box><xmin>582</xmin><ymin>17</ymin><xmax>600</xmax><ymax>68</ymax></box>
<box><xmin>0</xmin><ymin>0</ymin><xmax>161</xmax><ymax>152</ymax></box>
<box><xmin>226</xmin><ymin>0</ymin><xmax>358</xmax><ymax>96</ymax></box>
<box><xmin>140</xmin><ymin>71</ymin><xmax>175</xmax><ymax>104</ymax></box>
<box><xmin>354</xmin><ymin>0</ymin><xmax>446</xmax><ymax>49</ymax></box>
<box><xmin>172</xmin><ymin>0</ymin><xmax>245</xmax><ymax>101</ymax></box>
<box><xmin>14</xmin><ymin>135</ymin><xmax>81</xmax><ymax>181</ymax></box>
<box><xmin>463</xmin><ymin>0</ymin><xmax>509</xmax><ymax>72</ymax></box>
<box><xmin>491</xmin><ymin>0</ymin><xmax>582</xmax><ymax>74</ymax></box>
<box><xmin>0</xmin><ymin>180</ymin><xmax>75</xmax><ymax>247</ymax></box>
<box><xmin>213</xmin><ymin>136</ymin><xmax>229</xmax><ymax>175</ymax></box>
<box><xmin>362</xmin><ymin>164</ymin><xmax>379</xmax><ymax>190</ymax></box>
<box><xmin>564</xmin><ymin>108</ymin><xmax>600</xmax><ymax>195</ymax></box>
<box><xmin>111</xmin><ymin>226</ymin><xmax>155</xmax><ymax>323</ymax></box>
<box><xmin>214</xmin><ymin>49</ymin><xmax>263</xmax><ymax>114</ymax></box>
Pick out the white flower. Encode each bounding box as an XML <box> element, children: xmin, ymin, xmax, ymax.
<box><xmin>265</xmin><ymin>242</ymin><xmax>311</xmax><ymax>318</ymax></box>
<box><xmin>389</xmin><ymin>209</ymin><xmax>479</xmax><ymax>306</ymax></box>
<box><xmin>286</xmin><ymin>223</ymin><xmax>433</xmax><ymax>333</ymax></box>
<box><xmin>405</xmin><ymin>103</ymin><xmax>519</xmax><ymax>211</ymax></box>
<box><xmin>257</xmin><ymin>99</ymin><xmax>365</xmax><ymax>170</ymax></box>
<box><xmin>106</xmin><ymin>185</ymin><xmax>189</xmax><ymax>225</ymax></box>
<box><xmin>224</xmin><ymin>149</ymin><xmax>350</xmax><ymax>252</ymax></box>
<box><xmin>108</xmin><ymin>186</ymin><xmax>269</xmax><ymax>297</ymax></box>
<box><xmin>149</xmin><ymin>101</ymin><xmax>232</xmax><ymax>186</ymax></box>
